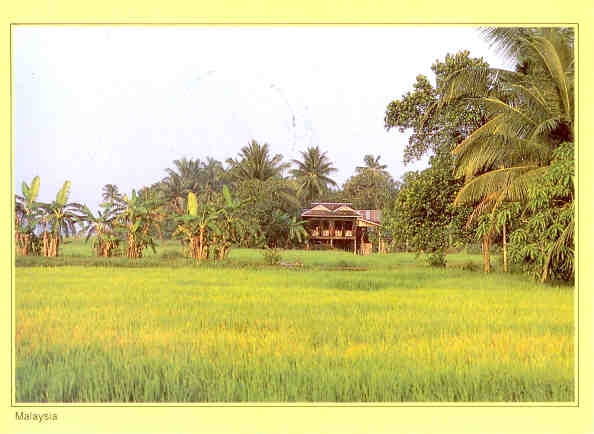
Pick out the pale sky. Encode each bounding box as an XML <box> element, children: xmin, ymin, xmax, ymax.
<box><xmin>13</xmin><ymin>26</ymin><xmax>511</xmax><ymax>211</ymax></box>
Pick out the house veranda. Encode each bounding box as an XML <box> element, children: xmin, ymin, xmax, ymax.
<box><xmin>300</xmin><ymin>202</ymin><xmax>382</xmax><ymax>255</ymax></box>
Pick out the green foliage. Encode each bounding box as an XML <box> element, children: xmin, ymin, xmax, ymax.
<box><xmin>111</xmin><ymin>189</ymin><xmax>162</xmax><ymax>259</ymax></box>
<box><xmin>426</xmin><ymin>251</ymin><xmax>446</xmax><ymax>267</ymax></box>
<box><xmin>384</xmin><ymin>51</ymin><xmax>489</xmax><ymax>163</ymax></box>
<box><xmin>382</xmin><ymin>52</ymin><xmax>485</xmax><ymax>255</ymax></box>
<box><xmin>290</xmin><ymin>146</ymin><xmax>337</xmax><ymax>205</ymax></box>
<box><xmin>77</xmin><ymin>204</ymin><xmax>120</xmax><ymax>257</ymax></box>
<box><xmin>439</xmin><ymin>28</ymin><xmax>574</xmax><ymax>282</ymax></box>
<box><xmin>39</xmin><ymin>180</ymin><xmax>83</xmax><ymax>257</ymax></box>
<box><xmin>343</xmin><ymin>155</ymin><xmax>397</xmax><ymax>210</ymax></box>
<box><xmin>153</xmin><ymin>157</ymin><xmax>228</xmax><ymax>239</ymax></box>
<box><xmin>55</xmin><ymin>180</ymin><xmax>71</xmax><ymax>207</ymax></box>
<box><xmin>15</xmin><ymin>176</ymin><xmax>44</xmax><ymax>256</ymax></box>
<box><xmin>227</xmin><ymin>140</ymin><xmax>289</xmax><ymax>182</ymax></box>
<box><xmin>173</xmin><ymin>187</ymin><xmax>244</xmax><ymax>261</ymax></box>
<box><xmin>262</xmin><ymin>210</ymin><xmax>308</xmax><ymax>248</ymax></box>
<box><xmin>383</xmin><ymin>152</ymin><xmax>473</xmax><ymax>254</ymax></box>
<box><xmin>27</xmin><ymin>176</ymin><xmax>40</xmax><ymax>203</ymax></box>
<box><xmin>233</xmin><ymin>178</ymin><xmax>301</xmax><ymax>247</ymax></box>
<box><xmin>509</xmin><ymin>142</ymin><xmax>574</xmax><ymax>282</ymax></box>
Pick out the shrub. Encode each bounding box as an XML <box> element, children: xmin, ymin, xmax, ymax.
<box><xmin>262</xmin><ymin>248</ymin><xmax>282</xmax><ymax>265</ymax></box>
<box><xmin>426</xmin><ymin>251</ymin><xmax>446</xmax><ymax>267</ymax></box>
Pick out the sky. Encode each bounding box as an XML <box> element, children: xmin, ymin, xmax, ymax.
<box><xmin>13</xmin><ymin>26</ymin><xmax>511</xmax><ymax>211</ymax></box>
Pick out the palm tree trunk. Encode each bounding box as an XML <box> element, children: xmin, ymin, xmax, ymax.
<box><xmin>502</xmin><ymin>223</ymin><xmax>507</xmax><ymax>272</ymax></box>
<box><xmin>482</xmin><ymin>234</ymin><xmax>490</xmax><ymax>273</ymax></box>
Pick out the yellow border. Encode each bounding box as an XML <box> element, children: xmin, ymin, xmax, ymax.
<box><xmin>2</xmin><ymin>1</ymin><xmax>593</xmax><ymax>433</ymax></box>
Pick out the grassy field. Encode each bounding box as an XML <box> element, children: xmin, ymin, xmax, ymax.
<box><xmin>15</xmin><ymin>239</ymin><xmax>486</xmax><ymax>269</ymax></box>
<box><xmin>15</xmin><ymin>243</ymin><xmax>574</xmax><ymax>402</ymax></box>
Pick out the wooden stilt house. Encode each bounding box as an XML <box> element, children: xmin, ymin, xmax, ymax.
<box><xmin>301</xmin><ymin>202</ymin><xmax>382</xmax><ymax>255</ymax></box>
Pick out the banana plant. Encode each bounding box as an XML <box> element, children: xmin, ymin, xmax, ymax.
<box><xmin>215</xmin><ymin>185</ymin><xmax>244</xmax><ymax>259</ymax></box>
<box><xmin>114</xmin><ymin>189</ymin><xmax>162</xmax><ymax>259</ymax></box>
<box><xmin>173</xmin><ymin>191</ymin><xmax>221</xmax><ymax>261</ymax></box>
<box><xmin>266</xmin><ymin>210</ymin><xmax>308</xmax><ymax>248</ymax></box>
<box><xmin>40</xmin><ymin>181</ymin><xmax>83</xmax><ymax>257</ymax></box>
<box><xmin>15</xmin><ymin>176</ymin><xmax>42</xmax><ymax>255</ymax></box>
<box><xmin>78</xmin><ymin>204</ymin><xmax>120</xmax><ymax>257</ymax></box>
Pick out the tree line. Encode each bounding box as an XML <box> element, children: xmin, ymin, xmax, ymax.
<box><xmin>15</xmin><ymin>143</ymin><xmax>398</xmax><ymax>260</ymax></box>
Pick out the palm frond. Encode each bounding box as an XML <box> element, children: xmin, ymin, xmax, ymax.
<box><xmin>56</xmin><ymin>181</ymin><xmax>71</xmax><ymax>207</ymax></box>
<box><xmin>525</xmin><ymin>36</ymin><xmax>573</xmax><ymax>119</ymax></box>
<box><xmin>454</xmin><ymin>165</ymin><xmax>539</xmax><ymax>206</ymax></box>
<box><xmin>29</xmin><ymin>176</ymin><xmax>40</xmax><ymax>202</ymax></box>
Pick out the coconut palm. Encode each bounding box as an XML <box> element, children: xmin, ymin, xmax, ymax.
<box><xmin>438</xmin><ymin>27</ymin><xmax>574</xmax><ymax>276</ymax></box>
<box><xmin>290</xmin><ymin>146</ymin><xmax>337</xmax><ymax>204</ymax></box>
<box><xmin>101</xmin><ymin>184</ymin><xmax>124</xmax><ymax>205</ymax></box>
<box><xmin>226</xmin><ymin>140</ymin><xmax>289</xmax><ymax>181</ymax></box>
<box><xmin>158</xmin><ymin>158</ymin><xmax>203</xmax><ymax>214</ymax></box>
<box><xmin>355</xmin><ymin>154</ymin><xmax>388</xmax><ymax>176</ymax></box>
<box><xmin>444</xmin><ymin>28</ymin><xmax>573</xmax><ymax>193</ymax></box>
<box><xmin>201</xmin><ymin>157</ymin><xmax>226</xmax><ymax>192</ymax></box>
<box><xmin>166</xmin><ymin>158</ymin><xmax>203</xmax><ymax>187</ymax></box>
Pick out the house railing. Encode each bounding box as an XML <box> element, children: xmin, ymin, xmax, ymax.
<box><xmin>310</xmin><ymin>229</ymin><xmax>354</xmax><ymax>238</ymax></box>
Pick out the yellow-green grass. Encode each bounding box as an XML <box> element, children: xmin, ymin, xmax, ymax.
<box><xmin>15</xmin><ymin>264</ymin><xmax>573</xmax><ymax>402</ymax></box>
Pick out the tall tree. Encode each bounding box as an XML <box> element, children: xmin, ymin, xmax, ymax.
<box><xmin>233</xmin><ymin>178</ymin><xmax>301</xmax><ymax>248</ymax></box>
<box><xmin>440</xmin><ymin>27</ymin><xmax>574</xmax><ymax>280</ymax></box>
<box><xmin>159</xmin><ymin>158</ymin><xmax>203</xmax><ymax>214</ymax></box>
<box><xmin>290</xmin><ymin>146</ymin><xmax>337</xmax><ymax>205</ymax></box>
<box><xmin>344</xmin><ymin>154</ymin><xmax>396</xmax><ymax>210</ymax></box>
<box><xmin>385</xmin><ymin>51</ymin><xmax>489</xmax><ymax>164</ymax></box>
<box><xmin>201</xmin><ymin>157</ymin><xmax>226</xmax><ymax>192</ymax></box>
<box><xmin>355</xmin><ymin>154</ymin><xmax>388</xmax><ymax>175</ymax></box>
<box><xmin>102</xmin><ymin>184</ymin><xmax>123</xmax><ymax>204</ymax></box>
<box><xmin>226</xmin><ymin>140</ymin><xmax>289</xmax><ymax>182</ymax></box>
<box><xmin>382</xmin><ymin>150</ymin><xmax>472</xmax><ymax>263</ymax></box>
<box><xmin>383</xmin><ymin>51</ymin><xmax>485</xmax><ymax>257</ymax></box>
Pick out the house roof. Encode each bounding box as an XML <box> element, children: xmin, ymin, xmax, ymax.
<box><xmin>301</xmin><ymin>203</ymin><xmax>382</xmax><ymax>223</ymax></box>
<box><xmin>309</xmin><ymin>202</ymin><xmax>353</xmax><ymax>211</ymax></box>
<box><xmin>301</xmin><ymin>208</ymin><xmax>360</xmax><ymax>218</ymax></box>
